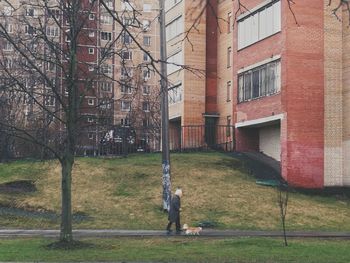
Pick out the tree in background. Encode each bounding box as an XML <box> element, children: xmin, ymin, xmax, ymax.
<box><xmin>0</xmin><ymin>0</ymin><xmax>162</xmax><ymax>244</ymax></box>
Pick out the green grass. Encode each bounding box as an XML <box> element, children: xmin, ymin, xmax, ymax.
<box><xmin>1</xmin><ymin>152</ymin><xmax>350</xmax><ymax>231</ymax></box>
<box><xmin>0</xmin><ymin>160</ymin><xmax>46</xmax><ymax>182</ymax></box>
<box><xmin>0</xmin><ymin>237</ymin><xmax>350</xmax><ymax>262</ymax></box>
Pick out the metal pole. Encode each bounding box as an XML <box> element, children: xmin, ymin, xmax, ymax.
<box><xmin>159</xmin><ymin>0</ymin><xmax>171</xmax><ymax>211</ymax></box>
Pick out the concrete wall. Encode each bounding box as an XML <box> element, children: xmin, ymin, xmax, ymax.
<box><xmin>259</xmin><ymin>125</ymin><xmax>281</xmax><ymax>161</ymax></box>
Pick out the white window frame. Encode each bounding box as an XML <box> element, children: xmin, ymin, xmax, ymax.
<box><xmin>237</xmin><ymin>0</ymin><xmax>281</xmax><ymax>50</ymax></box>
<box><xmin>166</xmin><ymin>16</ymin><xmax>183</xmax><ymax>41</ymax></box>
<box><xmin>238</xmin><ymin>58</ymin><xmax>281</xmax><ymax>103</ymax></box>
<box><xmin>143</xmin><ymin>85</ymin><xmax>150</xmax><ymax>95</ymax></box>
<box><xmin>121</xmin><ymin>100</ymin><xmax>131</xmax><ymax>112</ymax></box>
<box><xmin>122</xmin><ymin>50</ymin><xmax>132</xmax><ymax>60</ymax></box>
<box><xmin>100</xmin><ymin>82</ymin><xmax>112</xmax><ymax>92</ymax></box>
<box><xmin>143</xmin><ymin>36</ymin><xmax>151</xmax><ymax>46</ymax></box>
<box><xmin>121</xmin><ymin>84</ymin><xmax>132</xmax><ymax>94</ymax></box>
<box><xmin>142</xmin><ymin>101</ymin><xmax>150</xmax><ymax>112</ymax></box>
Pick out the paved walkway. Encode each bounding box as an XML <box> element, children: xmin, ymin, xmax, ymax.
<box><xmin>0</xmin><ymin>229</ymin><xmax>350</xmax><ymax>239</ymax></box>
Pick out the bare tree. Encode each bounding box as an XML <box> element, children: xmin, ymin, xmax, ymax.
<box><xmin>0</xmin><ymin>0</ymin><xmax>163</xmax><ymax>245</ymax></box>
<box><xmin>277</xmin><ymin>180</ymin><xmax>289</xmax><ymax>246</ymax></box>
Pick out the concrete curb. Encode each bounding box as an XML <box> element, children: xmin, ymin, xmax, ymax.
<box><xmin>0</xmin><ymin>229</ymin><xmax>350</xmax><ymax>238</ymax></box>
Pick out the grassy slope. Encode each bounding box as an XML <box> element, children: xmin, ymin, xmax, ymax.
<box><xmin>0</xmin><ymin>237</ymin><xmax>350</xmax><ymax>263</ymax></box>
<box><xmin>0</xmin><ymin>152</ymin><xmax>350</xmax><ymax>230</ymax></box>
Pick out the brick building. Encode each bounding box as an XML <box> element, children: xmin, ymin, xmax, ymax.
<box><xmin>168</xmin><ymin>0</ymin><xmax>349</xmax><ymax>188</ymax></box>
<box><xmin>223</xmin><ymin>0</ymin><xmax>349</xmax><ymax>188</ymax></box>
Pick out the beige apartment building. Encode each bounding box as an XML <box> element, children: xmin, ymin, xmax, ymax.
<box><xmin>165</xmin><ymin>0</ymin><xmax>234</xmax><ymax>149</ymax></box>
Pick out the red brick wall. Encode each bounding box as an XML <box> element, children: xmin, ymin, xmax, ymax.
<box><xmin>232</xmin><ymin>0</ymin><xmax>325</xmax><ymax>188</ymax></box>
<box><xmin>282</xmin><ymin>0</ymin><xmax>324</xmax><ymax>188</ymax></box>
<box><xmin>233</xmin><ymin>0</ymin><xmax>283</xmax><ymax>152</ymax></box>
<box><xmin>236</xmin><ymin>128</ymin><xmax>259</xmax><ymax>152</ymax></box>
<box><xmin>205</xmin><ymin>0</ymin><xmax>218</xmax><ymax>114</ymax></box>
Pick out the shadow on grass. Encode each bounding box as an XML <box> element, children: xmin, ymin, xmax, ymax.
<box><xmin>291</xmin><ymin>187</ymin><xmax>350</xmax><ymax>200</ymax></box>
<box><xmin>46</xmin><ymin>240</ymin><xmax>95</xmax><ymax>250</ymax></box>
<box><xmin>0</xmin><ymin>203</ymin><xmax>91</xmax><ymax>223</ymax></box>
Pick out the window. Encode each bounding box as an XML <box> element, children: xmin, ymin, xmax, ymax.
<box><xmin>226</xmin><ymin>81</ymin><xmax>231</xmax><ymax>102</ymax></box>
<box><xmin>100</xmin><ymin>99</ymin><xmax>112</xmax><ymax>109</ymax></box>
<box><xmin>87</xmin><ymin>116</ymin><xmax>94</xmax><ymax>123</ymax></box>
<box><xmin>46</xmin><ymin>26</ymin><xmax>59</xmax><ymax>37</ymax></box>
<box><xmin>4</xmin><ymin>6</ymin><xmax>13</xmax><ymax>16</ymax></box>
<box><xmin>121</xmin><ymin>100</ymin><xmax>131</xmax><ymax>111</ymax></box>
<box><xmin>121</xmin><ymin>50</ymin><xmax>132</xmax><ymax>60</ymax></box>
<box><xmin>89</xmin><ymin>13</ymin><xmax>95</xmax><ymax>20</ymax></box>
<box><xmin>227</xmin><ymin>12</ymin><xmax>232</xmax><ymax>33</ymax></box>
<box><xmin>122</xmin><ymin>32</ymin><xmax>132</xmax><ymax>44</ymax></box>
<box><xmin>143</xmin><ymin>69</ymin><xmax>151</xmax><ymax>81</ymax></box>
<box><xmin>227</xmin><ymin>47</ymin><xmax>231</xmax><ymax>68</ymax></box>
<box><xmin>25</xmin><ymin>25</ymin><xmax>36</xmax><ymax>35</ymax></box>
<box><xmin>143</xmin><ymin>118</ymin><xmax>150</xmax><ymax>127</ymax></box>
<box><xmin>101</xmin><ymin>14</ymin><xmax>112</xmax><ymax>24</ymax></box>
<box><xmin>143</xmin><ymin>36</ymin><xmax>151</xmax><ymax>46</ymax></box>
<box><xmin>89</xmin><ymin>65</ymin><xmax>94</xmax><ymax>71</ymax></box>
<box><xmin>3</xmin><ymin>40</ymin><xmax>13</xmax><ymax>51</ymax></box>
<box><xmin>142</xmin><ymin>101</ymin><xmax>150</xmax><ymax>112</ymax></box>
<box><xmin>88</xmin><ymin>98</ymin><xmax>94</xmax><ymax>105</ymax></box>
<box><xmin>48</xmin><ymin>9</ymin><xmax>60</xmax><ymax>19</ymax></box>
<box><xmin>121</xmin><ymin>67</ymin><xmax>132</xmax><ymax>78</ymax></box>
<box><xmin>101</xmin><ymin>64</ymin><xmax>112</xmax><ymax>76</ymax></box>
<box><xmin>121</xmin><ymin>84</ymin><xmax>132</xmax><ymax>94</ymax></box>
<box><xmin>122</xmin><ymin>17</ymin><xmax>134</xmax><ymax>26</ymax></box>
<box><xmin>4</xmin><ymin>58</ymin><xmax>13</xmax><ymax>68</ymax></box>
<box><xmin>121</xmin><ymin>118</ymin><xmax>130</xmax><ymax>126</ymax></box>
<box><xmin>5</xmin><ymin>23</ymin><xmax>13</xmax><ymax>33</ymax></box>
<box><xmin>104</xmin><ymin>0</ymin><xmax>113</xmax><ymax>8</ymax></box>
<box><xmin>143</xmin><ymin>4</ymin><xmax>151</xmax><ymax>12</ymax></box>
<box><xmin>238</xmin><ymin>0</ymin><xmax>281</xmax><ymax>49</ymax></box>
<box><xmin>238</xmin><ymin>59</ymin><xmax>281</xmax><ymax>103</ymax></box>
<box><xmin>121</xmin><ymin>1</ymin><xmax>134</xmax><ymax>11</ymax></box>
<box><xmin>101</xmin><ymin>31</ymin><xmax>112</xmax><ymax>41</ymax></box>
<box><xmin>166</xmin><ymin>16</ymin><xmax>183</xmax><ymax>40</ymax></box>
<box><xmin>143</xmin><ymin>52</ymin><xmax>151</xmax><ymax>62</ymax></box>
<box><xmin>89</xmin><ymin>31</ymin><xmax>95</xmax><ymax>37</ymax></box>
<box><xmin>165</xmin><ymin>0</ymin><xmax>182</xmax><ymax>11</ymax></box>
<box><xmin>26</xmin><ymin>8</ymin><xmax>35</xmax><ymax>17</ymax></box>
<box><xmin>45</xmin><ymin>95</ymin><xmax>55</xmax><ymax>106</ymax></box>
<box><xmin>100</xmin><ymin>82</ymin><xmax>112</xmax><ymax>92</ymax></box>
<box><xmin>143</xmin><ymin>85</ymin><xmax>150</xmax><ymax>95</ymax></box>
<box><xmin>88</xmin><ymin>47</ymin><xmax>94</xmax><ymax>54</ymax></box>
<box><xmin>46</xmin><ymin>61</ymin><xmax>56</xmax><ymax>72</ymax></box>
<box><xmin>167</xmin><ymin>51</ymin><xmax>183</xmax><ymax>74</ymax></box>
<box><xmin>168</xmin><ymin>83</ymin><xmax>182</xmax><ymax>104</ymax></box>
<box><xmin>88</xmin><ymin>133</ymin><xmax>94</xmax><ymax>139</ymax></box>
<box><xmin>142</xmin><ymin>20</ymin><xmax>150</xmax><ymax>31</ymax></box>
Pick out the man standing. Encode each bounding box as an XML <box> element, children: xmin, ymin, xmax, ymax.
<box><xmin>166</xmin><ymin>188</ymin><xmax>182</xmax><ymax>234</ymax></box>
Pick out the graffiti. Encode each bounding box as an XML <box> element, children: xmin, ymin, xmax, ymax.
<box><xmin>162</xmin><ymin>161</ymin><xmax>171</xmax><ymax>211</ymax></box>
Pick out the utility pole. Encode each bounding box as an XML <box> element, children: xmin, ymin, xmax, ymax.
<box><xmin>159</xmin><ymin>0</ymin><xmax>171</xmax><ymax>211</ymax></box>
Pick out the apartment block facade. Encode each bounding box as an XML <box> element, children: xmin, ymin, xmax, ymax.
<box><xmin>167</xmin><ymin>0</ymin><xmax>350</xmax><ymax>188</ymax></box>
<box><xmin>0</xmin><ymin>0</ymin><xmax>160</xmax><ymax>156</ymax></box>
<box><xmin>221</xmin><ymin>0</ymin><xmax>350</xmax><ymax>188</ymax></box>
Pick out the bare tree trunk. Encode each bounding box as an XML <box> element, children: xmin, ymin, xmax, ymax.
<box><xmin>277</xmin><ymin>183</ymin><xmax>289</xmax><ymax>246</ymax></box>
<box><xmin>60</xmin><ymin>155</ymin><xmax>74</xmax><ymax>243</ymax></box>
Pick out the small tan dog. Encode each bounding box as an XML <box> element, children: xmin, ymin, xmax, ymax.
<box><xmin>183</xmin><ymin>224</ymin><xmax>202</xmax><ymax>235</ymax></box>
